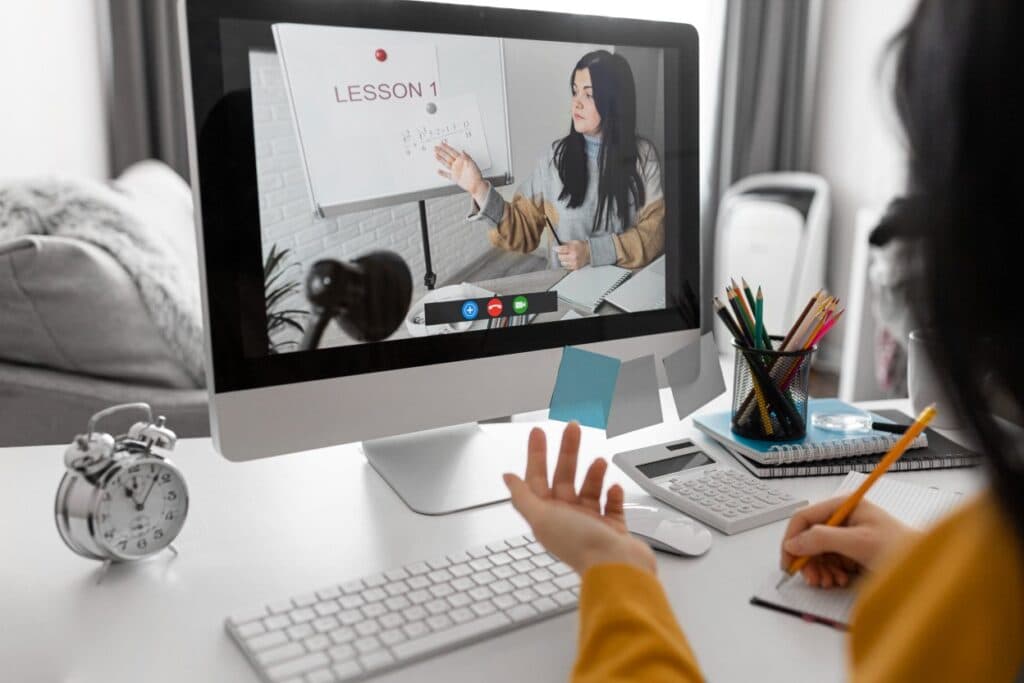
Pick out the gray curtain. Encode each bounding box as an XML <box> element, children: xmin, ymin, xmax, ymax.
<box><xmin>102</xmin><ymin>0</ymin><xmax>189</xmax><ymax>180</ymax></box>
<box><xmin>701</xmin><ymin>0</ymin><xmax>823</xmax><ymax>329</ymax></box>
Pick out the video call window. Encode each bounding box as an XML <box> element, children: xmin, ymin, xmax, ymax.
<box><xmin>251</xmin><ymin>24</ymin><xmax>674</xmax><ymax>353</ymax></box>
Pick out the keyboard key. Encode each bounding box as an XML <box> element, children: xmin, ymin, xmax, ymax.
<box><xmin>466</xmin><ymin>545</ymin><xmax>490</xmax><ymax>559</ymax></box>
<box><xmin>468</xmin><ymin>586</ymin><xmax>493</xmax><ymax>601</ymax></box>
<box><xmin>425</xmin><ymin>599</ymin><xmax>448</xmax><ymax>615</ymax></box>
<box><xmin>446</xmin><ymin>593</ymin><xmax>471</xmax><ymax>608</ymax></box>
<box><xmin>504</xmin><ymin>535</ymin><xmax>529</xmax><ymax>547</ymax></box>
<box><xmin>316</xmin><ymin>586</ymin><xmax>341</xmax><ymax>601</ymax></box>
<box><xmin>446</xmin><ymin>551</ymin><xmax>471</xmax><ymax>564</ymax></box>
<box><xmin>554</xmin><ymin>573</ymin><xmax>581</xmax><ymax>590</ymax></box>
<box><xmin>507</xmin><ymin>604</ymin><xmax>538</xmax><ymax>622</ymax></box>
<box><xmin>303</xmin><ymin>634</ymin><xmax>331</xmax><ymax>652</ymax></box>
<box><xmin>402</xmin><ymin>606</ymin><xmax>428</xmax><ymax>622</ymax></box>
<box><xmin>427</xmin><ymin>557</ymin><xmax>451</xmax><ymax>570</ymax></box>
<box><xmin>490</xmin><ymin>579</ymin><xmax>514</xmax><ymax>595</ymax></box>
<box><xmin>338</xmin><ymin>610</ymin><xmax>362</xmax><ymax>626</ymax></box>
<box><xmin>264</xmin><ymin>614</ymin><xmax>290</xmax><ymax>631</ymax></box>
<box><xmin>451</xmin><ymin>577</ymin><xmax>474</xmax><ymax>592</ymax></box>
<box><xmin>429</xmin><ymin>583</ymin><xmax>454</xmax><ymax>598</ymax></box>
<box><xmin>511</xmin><ymin>560</ymin><xmax>533</xmax><ymax>573</ymax></box>
<box><xmin>531</xmin><ymin>554</ymin><xmax>555</xmax><ymax>568</ymax></box>
<box><xmin>384</xmin><ymin>581</ymin><xmax>410</xmax><ymax>596</ymax></box>
<box><xmin>471</xmin><ymin>570</ymin><xmax>496</xmax><ymax>585</ymax></box>
<box><xmin>363</xmin><ymin>588</ymin><xmax>387</xmax><ymax>603</ymax></box>
<box><xmin>553</xmin><ymin>590</ymin><xmax>576</xmax><ymax>607</ymax></box>
<box><xmin>290</xmin><ymin>608</ymin><xmax>315</xmax><ymax>623</ymax></box>
<box><xmin>379</xmin><ymin>612</ymin><xmax>404</xmax><ymax>629</ymax></box>
<box><xmin>363</xmin><ymin>574</ymin><xmax>386</xmax><ymax>588</ymax></box>
<box><xmin>450</xmin><ymin>607</ymin><xmax>474</xmax><ymax>623</ymax></box>
<box><xmin>469</xmin><ymin>558</ymin><xmax>494</xmax><ymax>571</ymax></box>
<box><xmin>307</xmin><ymin>668</ymin><xmax>335</xmax><ymax>683</ymax></box>
<box><xmin>471</xmin><ymin>601</ymin><xmax>497</xmax><ymax>617</ymax></box>
<box><xmin>510</xmin><ymin>575</ymin><xmax>532</xmax><ymax>589</ymax></box>
<box><xmin>513</xmin><ymin>588</ymin><xmax>539</xmax><ymax>603</ymax></box>
<box><xmin>449</xmin><ymin>563</ymin><xmax>473</xmax><ymax>578</ymax></box>
<box><xmin>329</xmin><ymin>627</ymin><xmax>355</xmax><ymax>645</ymax></box>
<box><xmin>428</xmin><ymin>568</ymin><xmax>454</xmax><ymax>583</ymax></box>
<box><xmin>427</xmin><ymin>614</ymin><xmax>453</xmax><ymax>631</ymax></box>
<box><xmin>486</xmin><ymin>540</ymin><xmax>510</xmax><ymax>553</ymax></box>
<box><xmin>384</xmin><ymin>568</ymin><xmax>410</xmax><ymax>581</ymax></box>
<box><xmin>314</xmin><ymin>602</ymin><xmax>339</xmax><ymax>617</ymax></box>
<box><xmin>550</xmin><ymin>562</ymin><xmax>573</xmax><ymax>577</ymax></box>
<box><xmin>407</xmin><ymin>575</ymin><xmax>431</xmax><ymax>590</ymax></box>
<box><xmin>338</xmin><ymin>595</ymin><xmax>365</xmax><ymax>610</ymax></box>
<box><xmin>329</xmin><ymin>643</ymin><xmax>356</xmax><ymax>661</ymax></box>
<box><xmin>265</xmin><ymin>652</ymin><xmax>329</xmax><ymax>682</ymax></box>
<box><xmin>286</xmin><ymin>624</ymin><xmax>314</xmax><ymax>641</ymax></box>
<box><xmin>526</xmin><ymin>542</ymin><xmax>544</xmax><ymax>555</ymax></box>
<box><xmin>532</xmin><ymin>597</ymin><xmax>558</xmax><ymax>613</ymax></box>
<box><xmin>392</xmin><ymin>613</ymin><xmax>511</xmax><ymax>659</ymax></box>
<box><xmin>361</xmin><ymin>603</ymin><xmax>386</xmax><ymax>618</ymax></box>
<box><xmin>490</xmin><ymin>552</ymin><xmax>513</xmax><ymax>566</ymax></box>
<box><xmin>492</xmin><ymin>565</ymin><xmax>515</xmax><ymax>579</ymax></box>
<box><xmin>256</xmin><ymin>641</ymin><xmax>304</xmax><ymax>667</ymax></box>
<box><xmin>293</xmin><ymin>593</ymin><xmax>318</xmax><ymax>608</ymax></box>
<box><xmin>402</xmin><ymin>621</ymin><xmax>428</xmax><ymax>639</ymax></box>
<box><xmin>380</xmin><ymin>628</ymin><xmax>407</xmax><ymax>646</ymax></box>
<box><xmin>385</xmin><ymin>595</ymin><xmax>411</xmax><ymax>611</ymax></box>
<box><xmin>354</xmin><ymin>621</ymin><xmax>380</xmax><ymax>637</ymax></box>
<box><xmin>359</xmin><ymin>650</ymin><xmax>395</xmax><ymax>671</ymax></box>
<box><xmin>529</xmin><ymin>569</ymin><xmax>554</xmax><ymax>583</ymax></box>
<box><xmin>534</xmin><ymin>581</ymin><xmax>557</xmax><ymax>597</ymax></box>
<box><xmin>340</xmin><ymin>580</ymin><xmax>364</xmax><ymax>594</ymax></box>
<box><xmin>407</xmin><ymin>562</ymin><xmax>430</xmax><ymax>576</ymax></box>
<box><xmin>312</xmin><ymin>616</ymin><xmax>339</xmax><ymax>633</ymax></box>
<box><xmin>493</xmin><ymin>594</ymin><xmax>517</xmax><ymax>610</ymax></box>
<box><xmin>236</xmin><ymin>621</ymin><xmax>265</xmax><ymax>639</ymax></box>
<box><xmin>408</xmin><ymin>590</ymin><xmax>432</xmax><ymax>604</ymax></box>
<box><xmin>354</xmin><ymin>636</ymin><xmax>381</xmax><ymax>654</ymax></box>
<box><xmin>508</xmin><ymin>547</ymin><xmax>531</xmax><ymax>561</ymax></box>
<box><xmin>268</xmin><ymin>600</ymin><xmax>293</xmax><ymax>615</ymax></box>
<box><xmin>246</xmin><ymin>630</ymin><xmax>287</xmax><ymax>652</ymax></box>
<box><xmin>332</xmin><ymin>660</ymin><xmax>362</xmax><ymax>678</ymax></box>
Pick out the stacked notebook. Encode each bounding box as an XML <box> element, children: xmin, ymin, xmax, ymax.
<box><xmin>749</xmin><ymin>472</ymin><xmax>966</xmax><ymax>628</ymax></box>
<box><xmin>694</xmin><ymin>398</ymin><xmax>980</xmax><ymax>478</ymax></box>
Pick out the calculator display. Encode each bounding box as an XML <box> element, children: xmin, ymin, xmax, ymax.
<box><xmin>636</xmin><ymin>452</ymin><xmax>713</xmax><ymax>478</ymax></box>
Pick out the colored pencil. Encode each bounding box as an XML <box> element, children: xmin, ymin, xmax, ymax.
<box><xmin>777</xmin><ymin>404</ymin><xmax>938</xmax><ymax>588</ymax></box>
<box><xmin>754</xmin><ymin>287</ymin><xmax>765</xmax><ymax>351</ymax></box>
<box><xmin>744</xmin><ymin>278</ymin><xmax>773</xmax><ymax>350</ymax></box>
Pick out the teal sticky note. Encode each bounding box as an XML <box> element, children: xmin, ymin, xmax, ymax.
<box><xmin>549</xmin><ymin>346</ymin><xmax>622</xmax><ymax>429</ymax></box>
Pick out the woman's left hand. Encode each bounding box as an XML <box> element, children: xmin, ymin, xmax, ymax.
<box><xmin>503</xmin><ymin>422</ymin><xmax>657</xmax><ymax>577</ymax></box>
<box><xmin>556</xmin><ymin>241</ymin><xmax>590</xmax><ymax>270</ymax></box>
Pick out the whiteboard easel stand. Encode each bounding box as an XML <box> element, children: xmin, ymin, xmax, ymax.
<box><xmin>418</xmin><ymin>200</ymin><xmax>437</xmax><ymax>290</ymax></box>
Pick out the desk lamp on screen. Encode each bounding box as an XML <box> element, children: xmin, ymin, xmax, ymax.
<box><xmin>179</xmin><ymin>0</ymin><xmax>720</xmax><ymax>514</ymax></box>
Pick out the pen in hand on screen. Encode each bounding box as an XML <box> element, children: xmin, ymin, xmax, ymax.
<box><xmin>545</xmin><ymin>216</ymin><xmax>563</xmax><ymax>246</ymax></box>
<box><xmin>776</xmin><ymin>404</ymin><xmax>938</xmax><ymax>589</ymax></box>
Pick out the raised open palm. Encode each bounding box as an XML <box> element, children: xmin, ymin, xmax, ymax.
<box><xmin>503</xmin><ymin>422</ymin><xmax>656</xmax><ymax>576</ymax></box>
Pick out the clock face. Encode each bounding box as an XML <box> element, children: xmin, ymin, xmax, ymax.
<box><xmin>95</xmin><ymin>458</ymin><xmax>188</xmax><ymax>559</ymax></box>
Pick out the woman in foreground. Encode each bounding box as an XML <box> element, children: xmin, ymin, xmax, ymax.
<box><xmin>504</xmin><ymin>2</ymin><xmax>1024</xmax><ymax>680</ymax></box>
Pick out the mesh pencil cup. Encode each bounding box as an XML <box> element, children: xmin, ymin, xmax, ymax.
<box><xmin>731</xmin><ymin>337</ymin><xmax>815</xmax><ymax>441</ymax></box>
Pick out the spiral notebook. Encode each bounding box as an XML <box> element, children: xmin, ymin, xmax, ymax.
<box><xmin>750</xmin><ymin>471</ymin><xmax>965</xmax><ymax>629</ymax></box>
<box><xmin>725</xmin><ymin>410</ymin><xmax>980</xmax><ymax>478</ymax></box>
<box><xmin>552</xmin><ymin>265</ymin><xmax>632</xmax><ymax>313</ymax></box>
<box><xmin>693</xmin><ymin>399</ymin><xmax>929</xmax><ymax>465</ymax></box>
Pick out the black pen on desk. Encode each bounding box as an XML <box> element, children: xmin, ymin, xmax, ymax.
<box><xmin>872</xmin><ymin>422</ymin><xmax>910</xmax><ymax>434</ymax></box>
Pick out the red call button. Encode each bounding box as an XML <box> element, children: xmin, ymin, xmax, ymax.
<box><xmin>487</xmin><ymin>298</ymin><xmax>503</xmax><ymax>317</ymax></box>
<box><xmin>375</xmin><ymin>48</ymin><xmax>388</xmax><ymax>62</ymax></box>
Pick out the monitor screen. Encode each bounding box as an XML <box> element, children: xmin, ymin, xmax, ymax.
<box><xmin>187</xmin><ymin>2</ymin><xmax>698</xmax><ymax>392</ymax></box>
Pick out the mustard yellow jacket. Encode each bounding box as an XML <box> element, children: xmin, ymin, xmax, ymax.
<box><xmin>573</xmin><ymin>492</ymin><xmax>1024</xmax><ymax>682</ymax></box>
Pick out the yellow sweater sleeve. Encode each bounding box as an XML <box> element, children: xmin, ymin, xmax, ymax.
<box><xmin>848</xmin><ymin>492</ymin><xmax>1024</xmax><ymax>682</ymax></box>
<box><xmin>573</xmin><ymin>564</ymin><xmax>705</xmax><ymax>683</ymax></box>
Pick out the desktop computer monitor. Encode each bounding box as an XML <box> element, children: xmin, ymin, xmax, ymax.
<box><xmin>179</xmin><ymin>0</ymin><xmax>722</xmax><ymax>513</ymax></box>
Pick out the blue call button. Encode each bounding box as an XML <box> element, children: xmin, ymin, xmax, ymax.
<box><xmin>461</xmin><ymin>300</ymin><xmax>479</xmax><ymax>320</ymax></box>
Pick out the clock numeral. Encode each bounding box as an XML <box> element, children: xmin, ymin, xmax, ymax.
<box><xmin>165</xmin><ymin>511</ymin><xmax>175</xmax><ymax>521</ymax></box>
<box><xmin>118</xmin><ymin>540</ymin><xmax>127</xmax><ymax>551</ymax></box>
<box><xmin>137</xmin><ymin>539</ymin><xmax>147</xmax><ymax>550</ymax></box>
<box><xmin>128</xmin><ymin>465</ymin><xmax>141</xmax><ymax>474</ymax></box>
<box><xmin>104</xmin><ymin>530</ymin><xmax>115</xmax><ymax>540</ymax></box>
<box><xmin>100</xmin><ymin>513</ymin><xmax>109</xmax><ymax>522</ymax></box>
<box><xmin>166</xmin><ymin>491</ymin><xmax>177</xmax><ymax>501</ymax></box>
<box><xmin>160</xmin><ymin>473</ymin><xmax>171</xmax><ymax>483</ymax></box>
<box><xmin>154</xmin><ymin>529</ymin><xmax>164</xmax><ymax>540</ymax></box>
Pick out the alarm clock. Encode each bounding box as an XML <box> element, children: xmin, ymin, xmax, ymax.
<box><xmin>55</xmin><ymin>403</ymin><xmax>189</xmax><ymax>562</ymax></box>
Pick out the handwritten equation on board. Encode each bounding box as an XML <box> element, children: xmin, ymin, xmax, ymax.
<box><xmin>402</xmin><ymin>119</ymin><xmax>475</xmax><ymax>155</ymax></box>
<box><xmin>384</xmin><ymin>94</ymin><xmax>493</xmax><ymax>174</ymax></box>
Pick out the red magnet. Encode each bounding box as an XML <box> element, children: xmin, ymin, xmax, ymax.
<box><xmin>375</xmin><ymin>48</ymin><xmax>388</xmax><ymax>62</ymax></box>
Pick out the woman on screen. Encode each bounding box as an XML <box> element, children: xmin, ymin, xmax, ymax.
<box><xmin>435</xmin><ymin>50</ymin><xmax>664</xmax><ymax>271</ymax></box>
<box><xmin>502</xmin><ymin>2</ymin><xmax>1024</xmax><ymax>681</ymax></box>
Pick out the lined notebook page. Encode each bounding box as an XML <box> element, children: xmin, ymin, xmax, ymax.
<box><xmin>751</xmin><ymin>473</ymin><xmax>964</xmax><ymax>627</ymax></box>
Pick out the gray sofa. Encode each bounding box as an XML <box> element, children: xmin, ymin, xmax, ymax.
<box><xmin>0</xmin><ymin>162</ymin><xmax>209</xmax><ymax>446</ymax></box>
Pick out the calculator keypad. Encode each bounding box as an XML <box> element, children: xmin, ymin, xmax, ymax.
<box><xmin>657</xmin><ymin>468</ymin><xmax>804</xmax><ymax>535</ymax></box>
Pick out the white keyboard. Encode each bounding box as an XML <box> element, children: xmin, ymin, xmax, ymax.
<box><xmin>226</xmin><ymin>533</ymin><xmax>580</xmax><ymax>682</ymax></box>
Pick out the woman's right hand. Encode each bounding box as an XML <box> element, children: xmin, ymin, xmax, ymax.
<box><xmin>435</xmin><ymin>141</ymin><xmax>487</xmax><ymax>202</ymax></box>
<box><xmin>780</xmin><ymin>497</ymin><xmax>919</xmax><ymax>588</ymax></box>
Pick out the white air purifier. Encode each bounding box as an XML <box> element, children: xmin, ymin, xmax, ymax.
<box><xmin>713</xmin><ymin>173</ymin><xmax>830</xmax><ymax>356</ymax></box>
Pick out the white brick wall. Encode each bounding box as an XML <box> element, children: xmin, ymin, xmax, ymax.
<box><xmin>250</xmin><ymin>51</ymin><xmax>493</xmax><ymax>350</ymax></box>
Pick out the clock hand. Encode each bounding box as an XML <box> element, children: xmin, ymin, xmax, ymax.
<box><xmin>136</xmin><ymin>474</ymin><xmax>159</xmax><ymax>511</ymax></box>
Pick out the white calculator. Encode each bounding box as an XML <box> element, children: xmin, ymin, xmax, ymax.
<box><xmin>613</xmin><ymin>439</ymin><xmax>808</xmax><ymax>535</ymax></box>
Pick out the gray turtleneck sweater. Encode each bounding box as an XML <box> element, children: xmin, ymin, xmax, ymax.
<box><xmin>468</xmin><ymin>135</ymin><xmax>665</xmax><ymax>270</ymax></box>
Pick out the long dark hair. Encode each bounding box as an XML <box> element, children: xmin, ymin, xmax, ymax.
<box><xmin>893</xmin><ymin>1</ymin><xmax>1024</xmax><ymax>542</ymax></box>
<box><xmin>553</xmin><ymin>50</ymin><xmax>645</xmax><ymax>231</ymax></box>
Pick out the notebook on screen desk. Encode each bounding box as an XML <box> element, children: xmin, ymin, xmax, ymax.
<box><xmin>604</xmin><ymin>255</ymin><xmax>666</xmax><ymax>312</ymax></box>
<box><xmin>551</xmin><ymin>265</ymin><xmax>631</xmax><ymax>313</ymax></box>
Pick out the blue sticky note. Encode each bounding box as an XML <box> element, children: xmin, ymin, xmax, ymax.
<box><xmin>549</xmin><ymin>346</ymin><xmax>622</xmax><ymax>429</ymax></box>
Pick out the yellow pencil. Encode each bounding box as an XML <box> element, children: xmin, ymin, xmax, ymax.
<box><xmin>777</xmin><ymin>404</ymin><xmax>938</xmax><ymax>588</ymax></box>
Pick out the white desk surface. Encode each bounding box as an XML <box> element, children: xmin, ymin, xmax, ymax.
<box><xmin>0</xmin><ymin>393</ymin><xmax>984</xmax><ymax>683</ymax></box>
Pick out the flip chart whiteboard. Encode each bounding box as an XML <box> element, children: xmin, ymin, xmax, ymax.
<box><xmin>272</xmin><ymin>23</ymin><xmax>513</xmax><ymax>217</ymax></box>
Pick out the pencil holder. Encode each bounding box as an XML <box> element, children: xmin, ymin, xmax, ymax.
<box><xmin>731</xmin><ymin>337</ymin><xmax>815</xmax><ymax>441</ymax></box>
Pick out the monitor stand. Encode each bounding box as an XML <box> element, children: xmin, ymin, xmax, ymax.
<box><xmin>361</xmin><ymin>422</ymin><xmax>526</xmax><ymax>515</ymax></box>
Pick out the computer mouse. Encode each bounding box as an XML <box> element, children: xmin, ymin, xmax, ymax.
<box><xmin>623</xmin><ymin>503</ymin><xmax>713</xmax><ymax>557</ymax></box>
